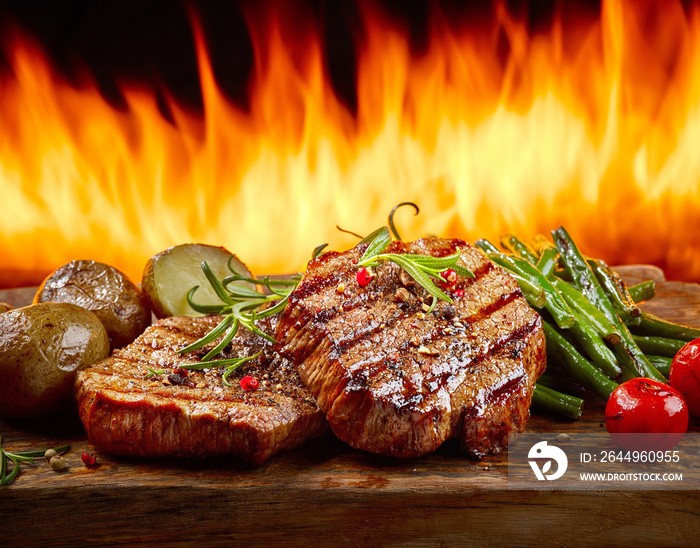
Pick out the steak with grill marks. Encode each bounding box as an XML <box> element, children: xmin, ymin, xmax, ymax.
<box><xmin>74</xmin><ymin>315</ymin><xmax>328</xmax><ymax>465</ymax></box>
<box><xmin>276</xmin><ymin>237</ymin><xmax>546</xmax><ymax>459</ymax></box>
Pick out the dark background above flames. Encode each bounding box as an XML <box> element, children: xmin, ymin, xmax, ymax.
<box><xmin>0</xmin><ymin>0</ymin><xmax>609</xmax><ymax>118</ymax></box>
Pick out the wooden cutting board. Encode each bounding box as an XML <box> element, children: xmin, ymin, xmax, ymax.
<box><xmin>1</xmin><ymin>267</ymin><xmax>699</xmax><ymax>547</ymax></box>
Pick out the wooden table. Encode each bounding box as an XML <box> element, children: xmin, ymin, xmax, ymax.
<box><xmin>1</xmin><ymin>266</ymin><xmax>699</xmax><ymax>547</ymax></box>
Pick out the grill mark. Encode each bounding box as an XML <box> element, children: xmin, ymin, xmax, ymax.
<box><xmin>294</xmin><ymin>257</ymin><xmax>497</xmax><ymax>332</ymax></box>
<box><xmin>332</xmin><ymin>285</ymin><xmax>523</xmax><ymax>356</ymax></box>
<box><xmin>401</xmin><ymin>313</ymin><xmax>542</xmax><ymax>394</ymax></box>
<box><xmin>338</xmin><ymin>311</ymin><xmax>541</xmax><ymax>408</ymax></box>
<box><xmin>461</xmin><ymin>287</ymin><xmax>522</xmax><ymax>324</ymax></box>
<box><xmin>480</xmin><ymin>314</ymin><xmax>541</xmax><ymax>359</ymax></box>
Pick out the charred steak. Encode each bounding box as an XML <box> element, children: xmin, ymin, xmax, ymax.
<box><xmin>75</xmin><ymin>315</ymin><xmax>327</xmax><ymax>465</ymax></box>
<box><xmin>276</xmin><ymin>237</ymin><xmax>546</xmax><ymax>459</ymax></box>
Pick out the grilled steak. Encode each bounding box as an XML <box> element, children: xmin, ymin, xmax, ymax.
<box><xmin>276</xmin><ymin>237</ymin><xmax>546</xmax><ymax>459</ymax></box>
<box><xmin>74</xmin><ymin>315</ymin><xmax>327</xmax><ymax>465</ymax></box>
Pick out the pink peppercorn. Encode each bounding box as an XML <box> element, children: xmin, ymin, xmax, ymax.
<box><xmin>441</xmin><ymin>269</ymin><xmax>457</xmax><ymax>284</ymax></box>
<box><xmin>356</xmin><ymin>267</ymin><xmax>374</xmax><ymax>287</ymax></box>
<box><xmin>240</xmin><ymin>376</ymin><xmax>259</xmax><ymax>391</ymax></box>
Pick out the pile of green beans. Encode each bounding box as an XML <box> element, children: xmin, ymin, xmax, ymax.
<box><xmin>475</xmin><ymin>227</ymin><xmax>700</xmax><ymax>420</ymax></box>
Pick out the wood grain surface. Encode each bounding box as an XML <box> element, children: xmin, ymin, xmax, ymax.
<box><xmin>1</xmin><ymin>268</ymin><xmax>699</xmax><ymax>547</ymax></box>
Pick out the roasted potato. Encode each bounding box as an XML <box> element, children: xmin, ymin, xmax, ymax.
<box><xmin>0</xmin><ymin>302</ymin><xmax>110</xmax><ymax>418</ymax></box>
<box><xmin>142</xmin><ymin>243</ymin><xmax>253</xmax><ymax>318</ymax></box>
<box><xmin>35</xmin><ymin>260</ymin><xmax>151</xmax><ymax>350</ymax></box>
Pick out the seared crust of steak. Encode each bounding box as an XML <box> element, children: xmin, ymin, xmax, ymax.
<box><xmin>276</xmin><ymin>237</ymin><xmax>545</xmax><ymax>459</ymax></box>
<box><xmin>74</xmin><ymin>316</ymin><xmax>327</xmax><ymax>465</ymax></box>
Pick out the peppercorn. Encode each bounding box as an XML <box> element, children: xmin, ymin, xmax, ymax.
<box><xmin>49</xmin><ymin>455</ymin><xmax>66</xmax><ymax>471</ymax></box>
<box><xmin>81</xmin><ymin>453</ymin><xmax>97</xmax><ymax>467</ymax></box>
<box><xmin>356</xmin><ymin>267</ymin><xmax>375</xmax><ymax>287</ymax></box>
<box><xmin>240</xmin><ymin>376</ymin><xmax>259</xmax><ymax>391</ymax></box>
<box><xmin>395</xmin><ymin>287</ymin><xmax>411</xmax><ymax>303</ymax></box>
<box><xmin>441</xmin><ymin>269</ymin><xmax>457</xmax><ymax>284</ymax></box>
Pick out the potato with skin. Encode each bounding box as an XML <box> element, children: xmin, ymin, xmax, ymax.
<box><xmin>142</xmin><ymin>243</ymin><xmax>253</xmax><ymax>318</ymax></box>
<box><xmin>0</xmin><ymin>302</ymin><xmax>110</xmax><ymax>418</ymax></box>
<box><xmin>35</xmin><ymin>260</ymin><xmax>151</xmax><ymax>350</ymax></box>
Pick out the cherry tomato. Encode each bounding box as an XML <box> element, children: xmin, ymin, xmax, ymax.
<box><xmin>670</xmin><ymin>338</ymin><xmax>700</xmax><ymax>417</ymax></box>
<box><xmin>604</xmin><ymin>377</ymin><xmax>688</xmax><ymax>451</ymax></box>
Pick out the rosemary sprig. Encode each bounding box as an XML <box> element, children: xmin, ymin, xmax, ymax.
<box><xmin>180</xmin><ymin>351</ymin><xmax>263</xmax><ymax>387</ymax></box>
<box><xmin>176</xmin><ymin>260</ymin><xmax>301</xmax><ymax>366</ymax></box>
<box><xmin>0</xmin><ymin>434</ymin><xmax>70</xmax><ymax>487</ymax></box>
<box><xmin>357</xmin><ymin>226</ymin><xmax>475</xmax><ymax>311</ymax></box>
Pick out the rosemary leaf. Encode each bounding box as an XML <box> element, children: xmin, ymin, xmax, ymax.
<box><xmin>222</xmin><ymin>352</ymin><xmax>263</xmax><ymax>386</ymax></box>
<box><xmin>201</xmin><ymin>318</ymin><xmax>240</xmax><ymax>362</ymax></box>
<box><xmin>12</xmin><ymin>444</ymin><xmax>71</xmax><ymax>459</ymax></box>
<box><xmin>386</xmin><ymin>254</ymin><xmax>453</xmax><ymax>303</ymax></box>
<box><xmin>358</xmin><ymin>225</ymin><xmax>391</xmax><ymax>247</ymax></box>
<box><xmin>201</xmin><ymin>262</ymin><xmax>235</xmax><ymax>305</ymax></box>
<box><xmin>179</xmin><ymin>314</ymin><xmax>236</xmax><ymax>354</ymax></box>
<box><xmin>181</xmin><ymin>352</ymin><xmax>260</xmax><ymax>371</ymax></box>
<box><xmin>253</xmin><ymin>298</ymin><xmax>289</xmax><ymax>320</ymax></box>
<box><xmin>394</xmin><ymin>252</ymin><xmax>473</xmax><ymax>277</ymax></box>
<box><xmin>220</xmin><ymin>284</ymin><xmax>269</xmax><ymax>300</ymax></box>
<box><xmin>0</xmin><ymin>453</ymin><xmax>19</xmax><ymax>486</ymax></box>
<box><xmin>186</xmin><ymin>286</ymin><xmax>229</xmax><ymax>314</ymax></box>
<box><xmin>312</xmin><ymin>243</ymin><xmax>329</xmax><ymax>259</ymax></box>
<box><xmin>360</xmin><ymin>226</ymin><xmax>392</xmax><ymax>262</ymax></box>
<box><xmin>452</xmin><ymin>264</ymin><xmax>475</xmax><ymax>278</ymax></box>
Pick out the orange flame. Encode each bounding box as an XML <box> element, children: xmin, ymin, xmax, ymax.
<box><xmin>2</xmin><ymin>0</ymin><xmax>700</xmax><ymax>289</ymax></box>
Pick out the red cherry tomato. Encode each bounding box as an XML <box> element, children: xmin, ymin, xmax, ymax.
<box><xmin>670</xmin><ymin>338</ymin><xmax>700</xmax><ymax>417</ymax></box>
<box><xmin>604</xmin><ymin>377</ymin><xmax>688</xmax><ymax>451</ymax></box>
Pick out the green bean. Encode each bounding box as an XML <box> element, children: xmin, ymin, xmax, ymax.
<box><xmin>536</xmin><ymin>371</ymin><xmax>586</xmax><ymax>395</ymax></box>
<box><xmin>536</xmin><ymin>247</ymin><xmax>559</xmax><ymax>278</ymax></box>
<box><xmin>511</xmin><ymin>272</ymin><xmax>547</xmax><ymax>308</ymax></box>
<box><xmin>627</xmin><ymin>280</ymin><xmax>656</xmax><ymax>303</ymax></box>
<box><xmin>532</xmin><ymin>234</ymin><xmax>556</xmax><ymax>255</ymax></box>
<box><xmin>645</xmin><ymin>355</ymin><xmax>673</xmax><ymax>377</ymax></box>
<box><xmin>588</xmin><ymin>259</ymin><xmax>640</xmax><ymax>321</ymax></box>
<box><xmin>631</xmin><ymin>313</ymin><xmax>700</xmax><ymax>342</ymax></box>
<box><xmin>500</xmin><ymin>234</ymin><xmax>538</xmax><ymax>264</ymax></box>
<box><xmin>543</xmin><ymin>321</ymin><xmax>619</xmax><ymax>399</ymax></box>
<box><xmin>631</xmin><ymin>335</ymin><xmax>686</xmax><ymax>358</ymax></box>
<box><xmin>553</xmin><ymin>227</ymin><xmax>616</xmax><ymax>317</ymax></box>
<box><xmin>488</xmin><ymin>252</ymin><xmax>575</xmax><ymax>329</ymax></box>
<box><xmin>551</xmin><ymin>277</ymin><xmax>621</xmax><ymax>344</ymax></box>
<box><xmin>555</xmin><ymin>309</ymin><xmax>622</xmax><ymax>379</ymax></box>
<box><xmin>474</xmin><ymin>239</ymin><xmax>501</xmax><ymax>255</ymax></box>
<box><xmin>552</xmin><ymin>227</ymin><xmax>665</xmax><ymax>382</ymax></box>
<box><xmin>532</xmin><ymin>383</ymin><xmax>584</xmax><ymax>419</ymax></box>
